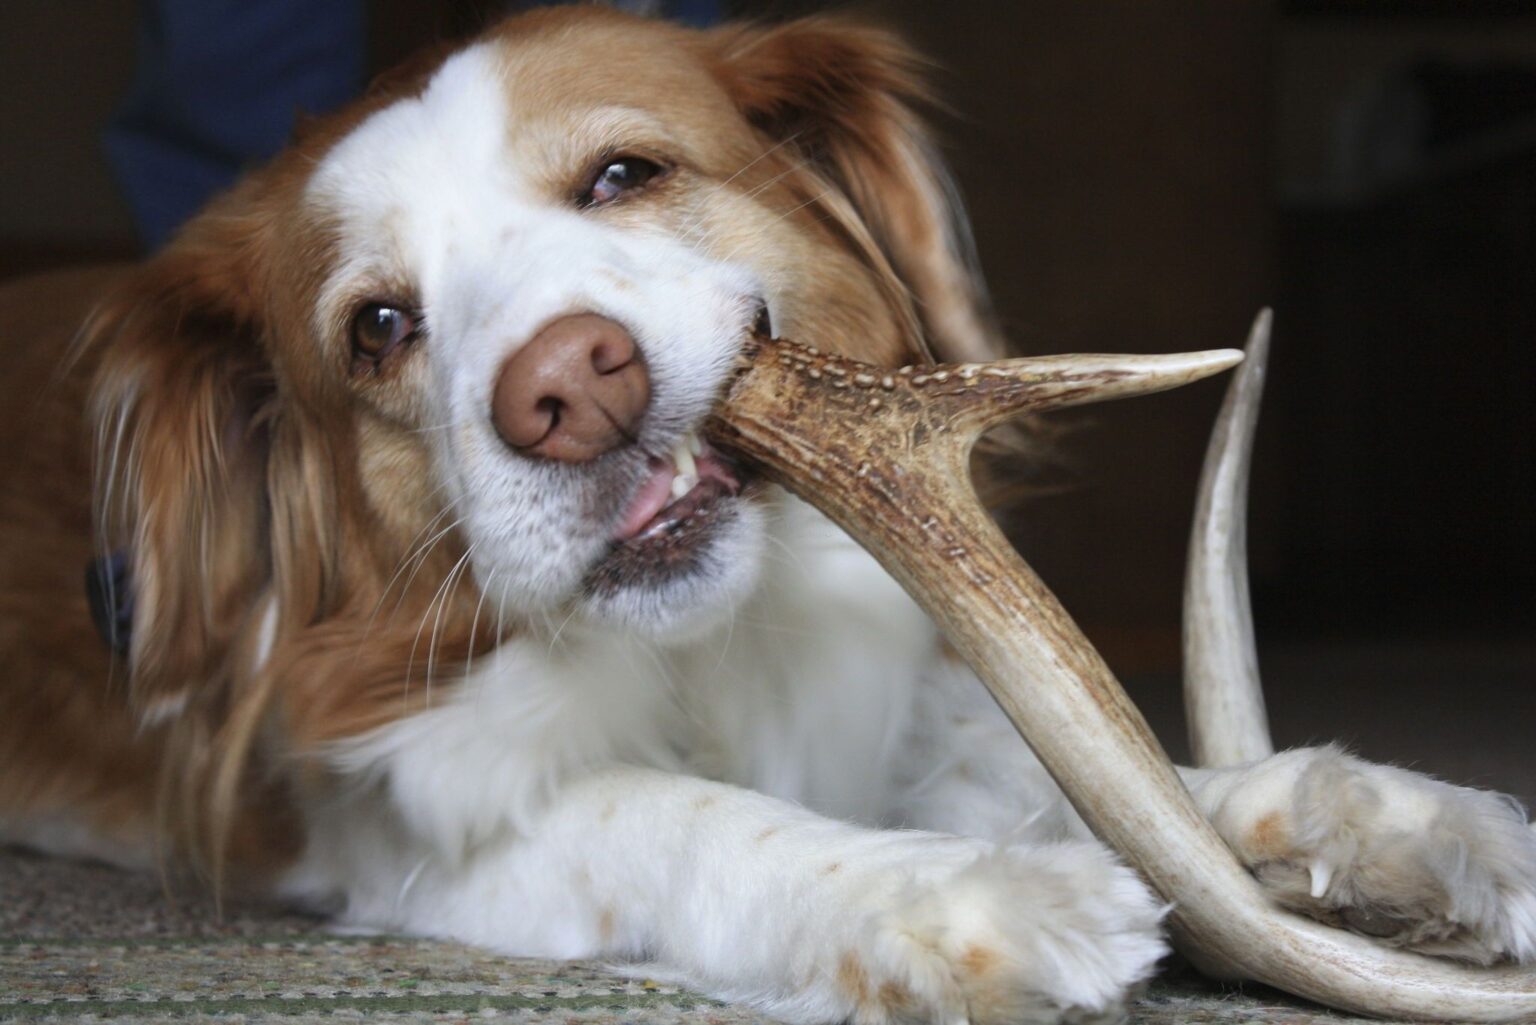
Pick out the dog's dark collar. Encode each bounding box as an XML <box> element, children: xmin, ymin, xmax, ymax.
<box><xmin>85</xmin><ymin>550</ymin><xmax>133</xmax><ymax>655</ymax></box>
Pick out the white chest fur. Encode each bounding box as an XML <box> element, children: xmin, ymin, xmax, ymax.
<box><xmin>289</xmin><ymin>495</ymin><xmax>937</xmax><ymax>908</ymax></box>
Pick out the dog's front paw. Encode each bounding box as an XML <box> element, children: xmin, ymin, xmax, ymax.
<box><xmin>819</xmin><ymin>841</ymin><xmax>1167</xmax><ymax>1025</ymax></box>
<box><xmin>1206</xmin><ymin>746</ymin><xmax>1536</xmax><ymax>964</ymax></box>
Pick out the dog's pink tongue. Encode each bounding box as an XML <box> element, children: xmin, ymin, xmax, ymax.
<box><xmin>614</xmin><ymin>459</ymin><xmax>676</xmax><ymax>542</ymax></box>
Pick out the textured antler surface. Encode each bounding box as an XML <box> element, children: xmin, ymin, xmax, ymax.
<box><xmin>705</xmin><ymin>332</ymin><xmax>1536</xmax><ymax>1023</ymax></box>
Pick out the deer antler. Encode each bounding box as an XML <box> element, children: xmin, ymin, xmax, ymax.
<box><xmin>1183</xmin><ymin>310</ymin><xmax>1273</xmax><ymax>768</ymax></box>
<box><xmin>705</xmin><ymin>319</ymin><xmax>1536</xmax><ymax>1023</ymax></box>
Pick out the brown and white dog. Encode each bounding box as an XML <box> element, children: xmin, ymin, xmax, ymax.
<box><xmin>2</xmin><ymin>9</ymin><xmax>1534</xmax><ymax>1023</ymax></box>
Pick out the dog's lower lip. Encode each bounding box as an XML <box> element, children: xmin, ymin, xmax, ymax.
<box><xmin>631</xmin><ymin>477</ymin><xmax>733</xmax><ymax>542</ymax></box>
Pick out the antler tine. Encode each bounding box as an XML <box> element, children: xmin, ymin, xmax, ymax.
<box><xmin>707</xmin><ymin>330</ymin><xmax>1536</xmax><ymax>1022</ymax></box>
<box><xmin>1183</xmin><ymin>309</ymin><xmax>1274</xmax><ymax>767</ymax></box>
<box><xmin>932</xmin><ymin>349</ymin><xmax>1245</xmax><ymax>440</ymax></box>
<box><xmin>718</xmin><ymin>337</ymin><xmax>1242</xmax><ymax>466</ymax></box>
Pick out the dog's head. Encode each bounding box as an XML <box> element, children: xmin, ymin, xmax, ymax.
<box><xmin>85</xmin><ymin>8</ymin><xmax>1002</xmax><ymax>736</ymax></box>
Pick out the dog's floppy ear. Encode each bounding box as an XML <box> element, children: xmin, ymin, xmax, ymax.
<box><xmin>710</xmin><ymin>17</ymin><xmax>1002</xmax><ymax>363</ymax></box>
<box><xmin>84</xmin><ymin>177</ymin><xmax>279</xmax><ymax>723</ymax></box>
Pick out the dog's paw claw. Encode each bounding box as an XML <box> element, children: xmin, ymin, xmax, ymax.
<box><xmin>1307</xmin><ymin>858</ymin><xmax>1332</xmax><ymax>899</ymax></box>
<box><xmin>1210</xmin><ymin>746</ymin><xmax>1536</xmax><ymax>965</ymax></box>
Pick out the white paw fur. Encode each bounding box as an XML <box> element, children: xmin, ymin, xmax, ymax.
<box><xmin>768</xmin><ymin>841</ymin><xmax>1168</xmax><ymax>1025</ymax></box>
<box><xmin>1205</xmin><ymin>745</ymin><xmax>1536</xmax><ymax>964</ymax></box>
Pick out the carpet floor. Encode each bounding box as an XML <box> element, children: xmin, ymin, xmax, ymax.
<box><xmin>0</xmin><ymin>847</ymin><xmax>1433</xmax><ymax>1025</ymax></box>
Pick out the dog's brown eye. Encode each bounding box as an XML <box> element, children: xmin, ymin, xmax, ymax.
<box><xmin>351</xmin><ymin>303</ymin><xmax>418</xmax><ymax>362</ymax></box>
<box><xmin>583</xmin><ymin>156</ymin><xmax>663</xmax><ymax>207</ymax></box>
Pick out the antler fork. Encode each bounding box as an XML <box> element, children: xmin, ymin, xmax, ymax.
<box><xmin>704</xmin><ymin>315</ymin><xmax>1536</xmax><ymax>1022</ymax></box>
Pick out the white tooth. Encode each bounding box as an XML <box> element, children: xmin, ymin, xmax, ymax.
<box><xmin>672</xmin><ymin>436</ymin><xmax>698</xmax><ymax>480</ymax></box>
<box><xmin>670</xmin><ymin>473</ymin><xmax>697</xmax><ymax>500</ymax></box>
<box><xmin>686</xmin><ymin>432</ymin><xmax>703</xmax><ymax>456</ymax></box>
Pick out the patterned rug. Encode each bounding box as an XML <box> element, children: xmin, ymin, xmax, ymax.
<box><xmin>0</xmin><ymin>848</ymin><xmax>1423</xmax><ymax>1024</ymax></box>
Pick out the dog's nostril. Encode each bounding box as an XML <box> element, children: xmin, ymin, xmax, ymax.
<box><xmin>534</xmin><ymin>396</ymin><xmax>563</xmax><ymax>432</ymax></box>
<box><xmin>590</xmin><ymin>338</ymin><xmax>632</xmax><ymax>376</ymax></box>
<box><xmin>492</xmin><ymin>314</ymin><xmax>651</xmax><ymax>463</ymax></box>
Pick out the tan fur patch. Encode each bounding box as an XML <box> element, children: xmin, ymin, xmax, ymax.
<box><xmin>1248</xmin><ymin>811</ymin><xmax>1290</xmax><ymax>859</ymax></box>
<box><xmin>598</xmin><ymin>907</ymin><xmax>616</xmax><ymax>943</ymax></box>
<box><xmin>837</xmin><ymin>951</ymin><xmax>870</xmax><ymax>1003</ymax></box>
<box><xmin>877</xmin><ymin>980</ymin><xmax>913</xmax><ymax>1012</ymax></box>
<box><xmin>960</xmin><ymin>944</ymin><xmax>1000</xmax><ymax>978</ymax></box>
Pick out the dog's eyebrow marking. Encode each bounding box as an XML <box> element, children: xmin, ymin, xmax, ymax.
<box><xmin>563</xmin><ymin>106</ymin><xmax>671</xmax><ymax>143</ymax></box>
<box><xmin>507</xmin><ymin>103</ymin><xmax>683</xmax><ymax>184</ymax></box>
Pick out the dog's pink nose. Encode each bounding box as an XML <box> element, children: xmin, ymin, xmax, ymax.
<box><xmin>492</xmin><ymin>314</ymin><xmax>651</xmax><ymax>463</ymax></box>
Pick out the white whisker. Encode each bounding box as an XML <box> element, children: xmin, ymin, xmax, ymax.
<box><xmin>464</xmin><ymin>567</ymin><xmax>496</xmax><ymax>681</ymax></box>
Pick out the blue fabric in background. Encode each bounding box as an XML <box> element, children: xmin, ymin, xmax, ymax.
<box><xmin>104</xmin><ymin>0</ymin><xmax>366</xmax><ymax>250</ymax></box>
<box><xmin>106</xmin><ymin>0</ymin><xmax>721</xmax><ymax>251</ymax></box>
<box><xmin>659</xmin><ymin>0</ymin><xmax>720</xmax><ymax>27</ymax></box>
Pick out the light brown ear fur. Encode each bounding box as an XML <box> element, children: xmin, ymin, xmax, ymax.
<box><xmin>85</xmin><ymin>180</ymin><xmax>278</xmax><ymax>720</ymax></box>
<box><xmin>79</xmin><ymin>177</ymin><xmax>296</xmax><ymax>875</ymax></box>
<box><xmin>70</xmin><ymin>44</ymin><xmax>495</xmax><ymax>876</ymax></box>
<box><xmin>709</xmin><ymin>17</ymin><xmax>1003</xmax><ymax>365</ymax></box>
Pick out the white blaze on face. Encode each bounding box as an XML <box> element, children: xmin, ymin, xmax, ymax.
<box><xmin>306</xmin><ymin>44</ymin><xmax>769</xmax><ymax>634</ymax></box>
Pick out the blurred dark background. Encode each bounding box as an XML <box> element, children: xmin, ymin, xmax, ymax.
<box><xmin>1</xmin><ymin>1</ymin><xmax>1532</xmax><ymax>795</ymax></box>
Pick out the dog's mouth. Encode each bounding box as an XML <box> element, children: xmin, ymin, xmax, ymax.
<box><xmin>582</xmin><ymin>313</ymin><xmax>773</xmax><ymax>601</ymax></box>
<box><xmin>611</xmin><ymin>431</ymin><xmax>742</xmax><ymax>543</ymax></box>
<box><xmin>583</xmin><ymin>430</ymin><xmax>753</xmax><ymax>596</ymax></box>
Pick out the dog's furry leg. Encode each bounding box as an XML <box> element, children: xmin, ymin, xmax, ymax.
<box><xmin>313</xmin><ymin>765</ymin><xmax>1164</xmax><ymax>1025</ymax></box>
